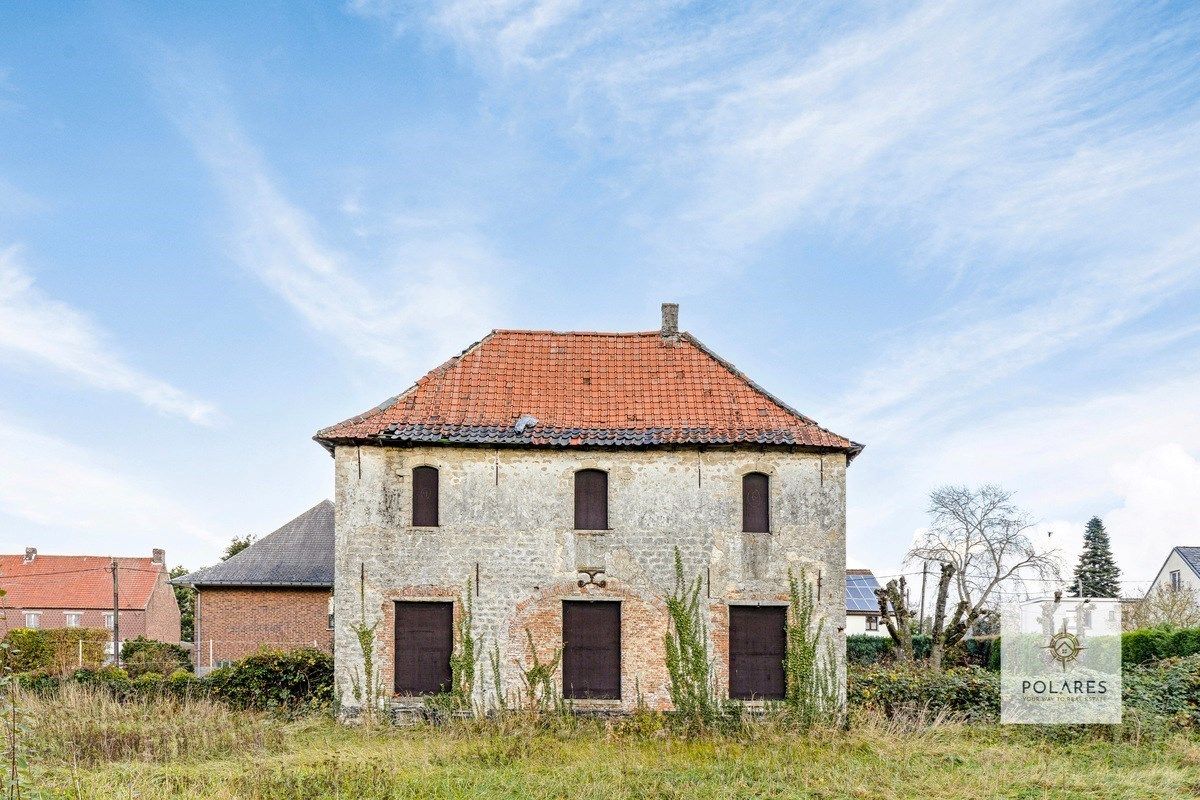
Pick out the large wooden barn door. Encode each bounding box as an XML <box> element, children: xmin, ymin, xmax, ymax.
<box><xmin>394</xmin><ymin>601</ymin><xmax>453</xmax><ymax>695</ymax></box>
<box><xmin>562</xmin><ymin>600</ymin><xmax>621</xmax><ymax>699</ymax></box>
<box><xmin>728</xmin><ymin>605</ymin><xmax>786</xmax><ymax>700</ymax></box>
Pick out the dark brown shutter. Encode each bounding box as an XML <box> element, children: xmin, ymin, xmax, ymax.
<box><xmin>412</xmin><ymin>466</ymin><xmax>439</xmax><ymax>527</ymax></box>
<box><xmin>562</xmin><ymin>601</ymin><xmax>621</xmax><ymax>699</ymax></box>
<box><xmin>574</xmin><ymin>469</ymin><xmax>608</xmax><ymax>530</ymax></box>
<box><xmin>728</xmin><ymin>605</ymin><xmax>786</xmax><ymax>700</ymax></box>
<box><xmin>742</xmin><ymin>472</ymin><xmax>770</xmax><ymax>533</ymax></box>
<box><xmin>393</xmin><ymin>601</ymin><xmax>452</xmax><ymax>695</ymax></box>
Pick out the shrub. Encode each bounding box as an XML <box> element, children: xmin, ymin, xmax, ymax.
<box><xmin>44</xmin><ymin>628</ymin><xmax>109</xmax><ymax>674</ymax></box>
<box><xmin>1122</xmin><ymin>627</ymin><xmax>1175</xmax><ymax>666</ymax></box>
<box><xmin>845</xmin><ymin>634</ymin><xmax>934</xmax><ymax>665</ymax></box>
<box><xmin>2</xmin><ymin>628</ymin><xmax>50</xmax><ymax>672</ymax></box>
<box><xmin>846</xmin><ymin>635</ymin><xmax>892</xmax><ymax>665</ymax></box>
<box><xmin>121</xmin><ymin>636</ymin><xmax>191</xmax><ymax>678</ymax></box>
<box><xmin>1122</xmin><ymin>654</ymin><xmax>1200</xmax><ymax>726</ymax></box>
<box><xmin>205</xmin><ymin>648</ymin><xmax>332</xmax><ymax>711</ymax></box>
<box><xmin>848</xmin><ymin>664</ymin><xmax>999</xmax><ymax>722</ymax></box>
<box><xmin>1119</xmin><ymin>626</ymin><xmax>1200</xmax><ymax>667</ymax></box>
<box><xmin>16</xmin><ymin>670</ymin><xmax>61</xmax><ymax>694</ymax></box>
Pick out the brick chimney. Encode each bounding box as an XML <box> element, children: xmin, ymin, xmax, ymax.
<box><xmin>660</xmin><ymin>302</ymin><xmax>679</xmax><ymax>339</ymax></box>
<box><xmin>22</xmin><ymin>547</ymin><xmax>35</xmax><ymax>564</ymax></box>
<box><xmin>151</xmin><ymin>548</ymin><xmax>165</xmax><ymax>566</ymax></box>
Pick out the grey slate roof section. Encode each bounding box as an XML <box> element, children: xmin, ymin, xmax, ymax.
<box><xmin>173</xmin><ymin>500</ymin><xmax>334</xmax><ymax>588</ymax></box>
<box><xmin>1176</xmin><ymin>547</ymin><xmax>1200</xmax><ymax>579</ymax></box>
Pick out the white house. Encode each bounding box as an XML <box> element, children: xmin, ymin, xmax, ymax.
<box><xmin>1147</xmin><ymin>547</ymin><xmax>1200</xmax><ymax>597</ymax></box>
<box><xmin>844</xmin><ymin>569</ymin><xmax>886</xmax><ymax>636</ymax></box>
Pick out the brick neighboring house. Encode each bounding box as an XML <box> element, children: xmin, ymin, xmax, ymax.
<box><xmin>317</xmin><ymin>304</ymin><xmax>861</xmax><ymax>714</ymax></box>
<box><xmin>174</xmin><ymin>500</ymin><xmax>334</xmax><ymax>674</ymax></box>
<box><xmin>0</xmin><ymin>548</ymin><xmax>181</xmax><ymax>653</ymax></box>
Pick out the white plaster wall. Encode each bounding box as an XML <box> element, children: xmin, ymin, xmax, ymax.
<box><xmin>844</xmin><ymin>613</ymin><xmax>888</xmax><ymax>637</ymax></box>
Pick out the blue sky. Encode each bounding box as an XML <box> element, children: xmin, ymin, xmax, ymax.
<box><xmin>2</xmin><ymin>1</ymin><xmax>1199</xmax><ymax>590</ymax></box>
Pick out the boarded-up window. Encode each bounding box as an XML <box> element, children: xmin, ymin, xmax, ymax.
<box><xmin>574</xmin><ymin>469</ymin><xmax>608</xmax><ymax>530</ymax></box>
<box><xmin>728</xmin><ymin>605</ymin><xmax>786</xmax><ymax>700</ymax></box>
<box><xmin>562</xmin><ymin>601</ymin><xmax>621</xmax><ymax>700</ymax></box>
<box><xmin>412</xmin><ymin>466</ymin><xmax>439</xmax><ymax>527</ymax></box>
<box><xmin>393</xmin><ymin>601</ymin><xmax>452</xmax><ymax>695</ymax></box>
<box><xmin>742</xmin><ymin>472</ymin><xmax>770</xmax><ymax>533</ymax></box>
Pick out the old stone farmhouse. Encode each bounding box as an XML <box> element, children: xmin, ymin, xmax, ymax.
<box><xmin>315</xmin><ymin>305</ymin><xmax>861</xmax><ymax>712</ymax></box>
<box><xmin>174</xmin><ymin>501</ymin><xmax>334</xmax><ymax>674</ymax></box>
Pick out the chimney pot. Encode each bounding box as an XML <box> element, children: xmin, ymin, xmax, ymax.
<box><xmin>151</xmin><ymin>548</ymin><xmax>165</xmax><ymax>565</ymax></box>
<box><xmin>23</xmin><ymin>547</ymin><xmax>35</xmax><ymax>563</ymax></box>
<box><xmin>661</xmin><ymin>302</ymin><xmax>679</xmax><ymax>338</ymax></box>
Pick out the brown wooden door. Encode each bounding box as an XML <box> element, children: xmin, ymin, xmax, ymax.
<box><xmin>562</xmin><ymin>601</ymin><xmax>621</xmax><ymax>699</ymax></box>
<box><xmin>394</xmin><ymin>601</ymin><xmax>452</xmax><ymax>695</ymax></box>
<box><xmin>728</xmin><ymin>605</ymin><xmax>786</xmax><ymax>700</ymax></box>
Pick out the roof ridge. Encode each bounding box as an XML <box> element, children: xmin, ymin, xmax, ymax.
<box><xmin>490</xmin><ymin>329</ymin><xmax>662</xmax><ymax>337</ymax></box>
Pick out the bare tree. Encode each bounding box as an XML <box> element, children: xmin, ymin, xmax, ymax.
<box><xmin>908</xmin><ymin>485</ymin><xmax>1060</xmax><ymax>670</ymax></box>
<box><xmin>1123</xmin><ymin>585</ymin><xmax>1200</xmax><ymax>631</ymax></box>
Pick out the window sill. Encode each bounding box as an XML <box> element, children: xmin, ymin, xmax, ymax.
<box><xmin>405</xmin><ymin>526</ymin><xmax>441</xmax><ymax>533</ymax></box>
<box><xmin>574</xmin><ymin>529</ymin><xmax>611</xmax><ymax>535</ymax></box>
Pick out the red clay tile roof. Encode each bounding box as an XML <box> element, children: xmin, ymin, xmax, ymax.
<box><xmin>316</xmin><ymin>330</ymin><xmax>860</xmax><ymax>456</ymax></box>
<box><xmin>0</xmin><ymin>555</ymin><xmax>162</xmax><ymax>611</ymax></box>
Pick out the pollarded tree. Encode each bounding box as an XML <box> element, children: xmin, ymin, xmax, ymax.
<box><xmin>1068</xmin><ymin>516</ymin><xmax>1120</xmax><ymax>598</ymax></box>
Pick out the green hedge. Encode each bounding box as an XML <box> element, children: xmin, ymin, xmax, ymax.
<box><xmin>845</xmin><ymin>635</ymin><xmax>1000</xmax><ymax>667</ymax></box>
<box><xmin>17</xmin><ymin>647</ymin><xmax>331</xmax><ymax>711</ymax></box>
<box><xmin>205</xmin><ymin>648</ymin><xmax>332</xmax><ymax>711</ymax></box>
<box><xmin>1</xmin><ymin>628</ymin><xmax>108</xmax><ymax>675</ymax></box>
<box><xmin>1</xmin><ymin>628</ymin><xmax>51</xmax><ymax>673</ymax></box>
<box><xmin>1122</xmin><ymin>627</ymin><xmax>1200</xmax><ymax>667</ymax></box>
<box><xmin>121</xmin><ymin>636</ymin><xmax>191</xmax><ymax>678</ymax></box>
<box><xmin>848</xmin><ymin>665</ymin><xmax>999</xmax><ymax>722</ymax></box>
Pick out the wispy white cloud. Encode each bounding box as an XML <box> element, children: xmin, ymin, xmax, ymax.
<box><xmin>0</xmin><ymin>246</ymin><xmax>220</xmax><ymax>424</ymax></box>
<box><xmin>849</xmin><ymin>363</ymin><xmax>1200</xmax><ymax>590</ymax></box>
<box><xmin>150</xmin><ymin>52</ymin><xmax>503</xmax><ymax>377</ymax></box>
<box><xmin>0</xmin><ymin>413</ymin><xmax>220</xmax><ymax>552</ymax></box>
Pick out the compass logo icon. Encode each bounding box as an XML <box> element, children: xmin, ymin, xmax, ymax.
<box><xmin>1044</xmin><ymin>621</ymin><xmax>1085</xmax><ymax>670</ymax></box>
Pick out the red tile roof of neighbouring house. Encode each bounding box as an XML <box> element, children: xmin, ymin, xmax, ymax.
<box><xmin>315</xmin><ymin>328</ymin><xmax>861</xmax><ymax>456</ymax></box>
<box><xmin>0</xmin><ymin>554</ymin><xmax>163</xmax><ymax>611</ymax></box>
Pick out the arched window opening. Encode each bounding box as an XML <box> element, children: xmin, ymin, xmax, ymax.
<box><xmin>412</xmin><ymin>466</ymin><xmax>439</xmax><ymax>527</ymax></box>
<box><xmin>743</xmin><ymin>472</ymin><xmax>770</xmax><ymax>533</ymax></box>
<box><xmin>574</xmin><ymin>469</ymin><xmax>608</xmax><ymax>530</ymax></box>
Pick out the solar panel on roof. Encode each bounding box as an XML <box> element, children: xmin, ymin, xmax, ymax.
<box><xmin>845</xmin><ymin>573</ymin><xmax>883</xmax><ymax>613</ymax></box>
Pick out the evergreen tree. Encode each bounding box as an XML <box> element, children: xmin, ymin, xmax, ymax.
<box><xmin>1068</xmin><ymin>517</ymin><xmax>1121</xmax><ymax>597</ymax></box>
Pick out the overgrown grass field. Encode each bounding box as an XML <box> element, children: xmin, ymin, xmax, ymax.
<box><xmin>14</xmin><ymin>689</ymin><xmax>1200</xmax><ymax>800</ymax></box>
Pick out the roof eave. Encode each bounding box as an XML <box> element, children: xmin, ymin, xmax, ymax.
<box><xmin>185</xmin><ymin>581</ymin><xmax>333</xmax><ymax>589</ymax></box>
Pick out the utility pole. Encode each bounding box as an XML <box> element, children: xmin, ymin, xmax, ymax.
<box><xmin>110</xmin><ymin>557</ymin><xmax>120</xmax><ymax>668</ymax></box>
<box><xmin>918</xmin><ymin>562</ymin><xmax>929</xmax><ymax>634</ymax></box>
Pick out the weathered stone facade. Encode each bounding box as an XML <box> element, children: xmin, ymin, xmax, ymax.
<box><xmin>333</xmin><ymin>444</ymin><xmax>846</xmax><ymax>712</ymax></box>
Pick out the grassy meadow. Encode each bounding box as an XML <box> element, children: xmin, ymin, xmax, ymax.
<box><xmin>14</xmin><ymin>688</ymin><xmax>1200</xmax><ymax>799</ymax></box>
